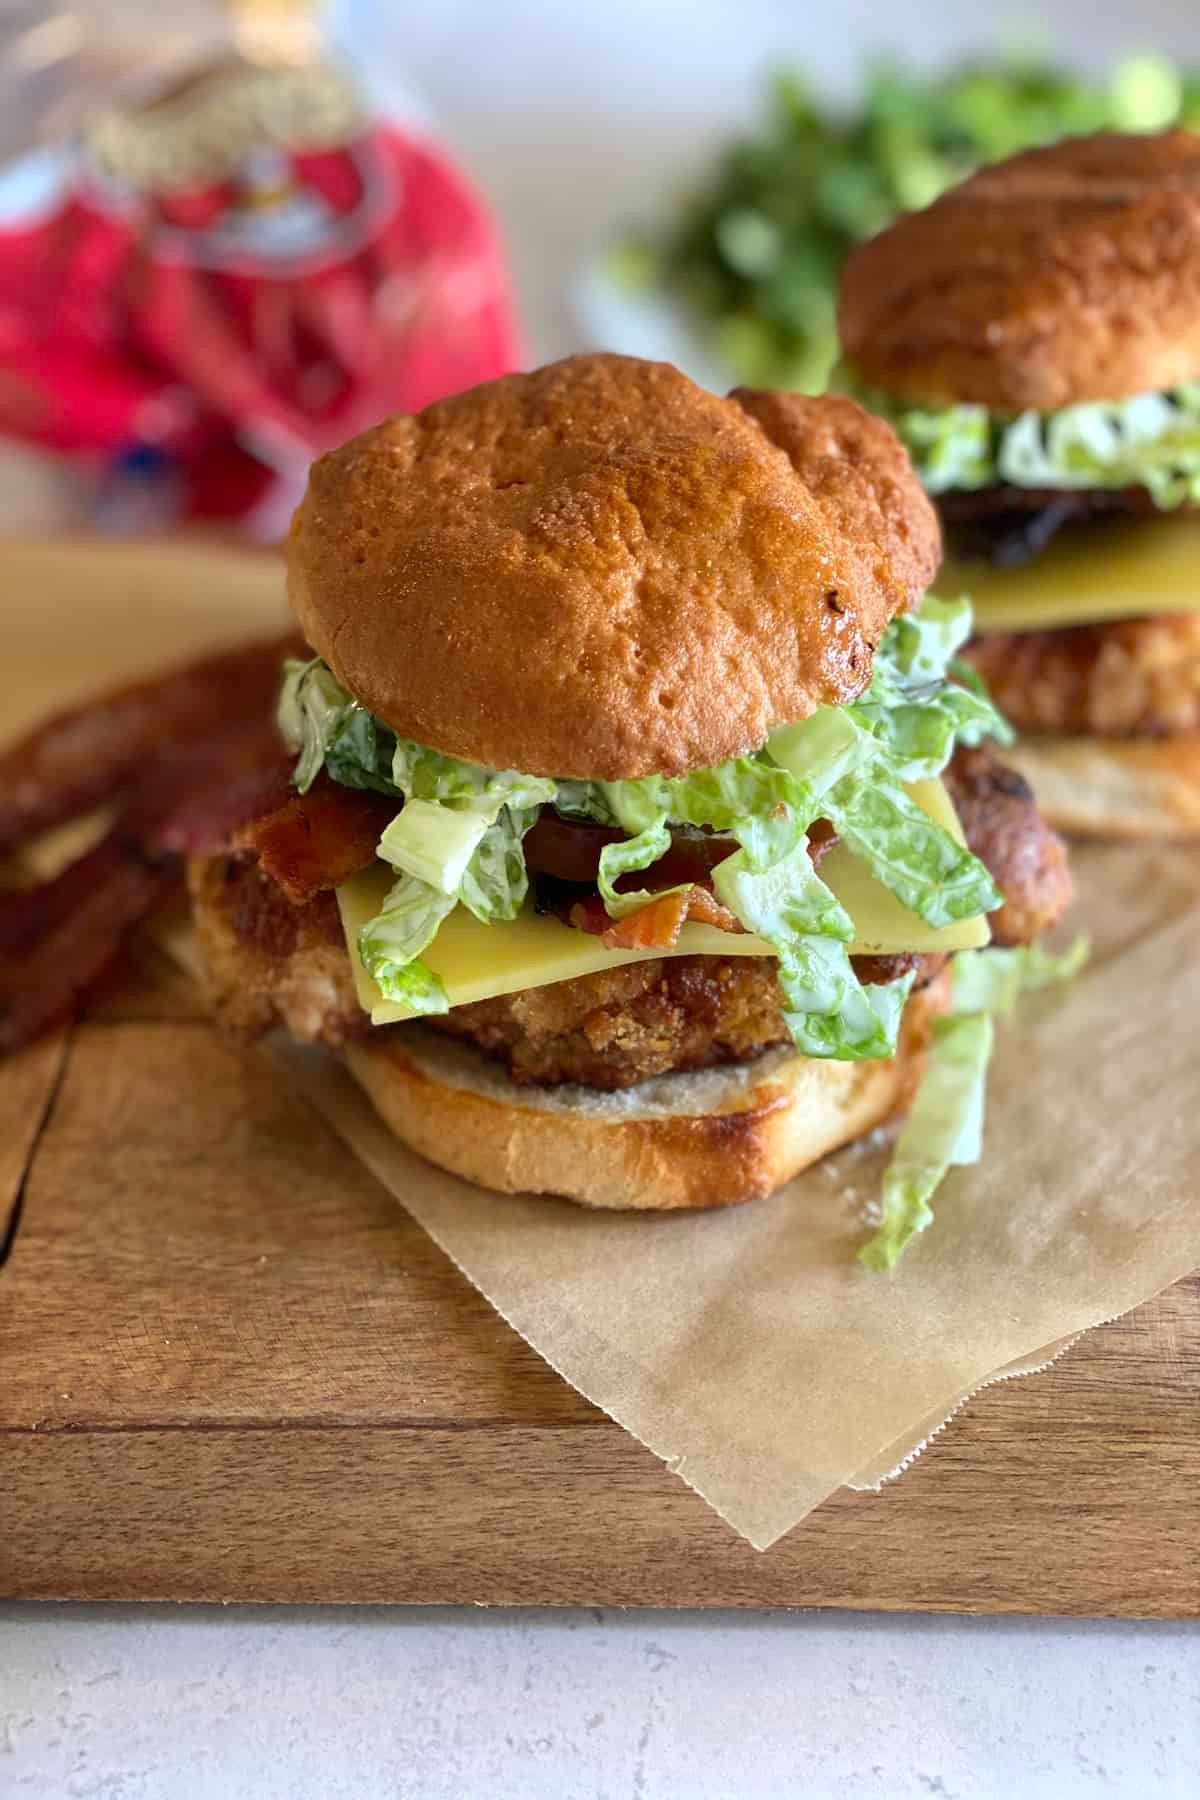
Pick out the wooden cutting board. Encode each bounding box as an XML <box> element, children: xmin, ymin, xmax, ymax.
<box><xmin>3</xmin><ymin>938</ymin><xmax>1198</xmax><ymax>1614</ymax></box>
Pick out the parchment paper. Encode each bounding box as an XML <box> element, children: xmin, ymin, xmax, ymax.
<box><xmin>273</xmin><ymin>854</ymin><xmax>1200</xmax><ymax>1546</ymax></box>
<box><xmin>7</xmin><ymin>538</ymin><xmax>1200</xmax><ymax>1550</ymax></box>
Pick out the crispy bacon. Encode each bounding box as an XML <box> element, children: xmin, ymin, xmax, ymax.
<box><xmin>158</xmin><ymin>757</ymin><xmax>295</xmax><ymax>854</ymax></box>
<box><xmin>0</xmin><ymin>631</ymin><xmax>302</xmax><ymax>857</ymax></box>
<box><xmin>0</xmin><ymin>841</ymin><xmax>173</xmax><ymax>1054</ymax></box>
<box><xmin>568</xmin><ymin>885</ymin><xmax>742</xmax><ymax>951</ymax></box>
<box><xmin>232</xmin><ymin>777</ymin><xmax>397</xmax><ymax>904</ymax></box>
<box><xmin>0</xmin><ymin>711</ymin><xmax>290</xmax><ymax>1057</ymax></box>
<box><xmin>683</xmin><ymin>887</ymin><xmax>744</xmax><ymax>932</ymax></box>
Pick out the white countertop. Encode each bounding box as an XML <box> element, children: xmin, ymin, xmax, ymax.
<box><xmin>6</xmin><ymin>3</ymin><xmax>1200</xmax><ymax>1793</ymax></box>
<box><xmin>5</xmin><ymin>1605</ymin><xmax>1198</xmax><ymax>1798</ymax></box>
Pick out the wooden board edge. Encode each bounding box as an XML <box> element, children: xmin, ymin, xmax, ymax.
<box><xmin>5</xmin><ymin>1424</ymin><xmax>1197</xmax><ymax>1617</ymax></box>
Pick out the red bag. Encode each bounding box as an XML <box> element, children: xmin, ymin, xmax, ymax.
<box><xmin>0</xmin><ymin>58</ymin><xmax>520</xmax><ymax>525</ymax></box>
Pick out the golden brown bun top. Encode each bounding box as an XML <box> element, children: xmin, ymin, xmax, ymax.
<box><xmin>839</xmin><ymin>130</ymin><xmax>1200</xmax><ymax>413</ymax></box>
<box><xmin>287</xmin><ymin>354</ymin><xmax>939</xmax><ymax>780</ymax></box>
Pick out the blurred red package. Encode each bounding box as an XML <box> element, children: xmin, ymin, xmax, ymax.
<box><xmin>0</xmin><ymin>56</ymin><xmax>520</xmax><ymax>530</ymax></box>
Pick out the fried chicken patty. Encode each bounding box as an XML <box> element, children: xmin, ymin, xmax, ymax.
<box><xmin>188</xmin><ymin>856</ymin><xmax>365</xmax><ymax>1049</ymax></box>
<box><xmin>940</xmin><ymin>744</ymin><xmax>1072</xmax><ymax>946</ymax></box>
<box><xmin>963</xmin><ymin>613</ymin><xmax>1200</xmax><ymax>740</ymax></box>
<box><xmin>432</xmin><ymin>951</ymin><xmax>948</xmax><ymax>1090</ymax></box>
<box><xmin>188</xmin><ymin>744</ymin><xmax>1070</xmax><ymax>1089</ymax></box>
<box><xmin>188</xmin><ymin>851</ymin><xmax>944</xmax><ymax>1086</ymax></box>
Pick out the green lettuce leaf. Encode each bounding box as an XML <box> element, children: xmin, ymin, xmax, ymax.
<box><xmin>873</xmin><ymin>593</ymin><xmax>973</xmax><ymax>683</ymax></box>
<box><xmin>844</xmin><ymin>595</ymin><xmax>1011</xmax><ymax>779</ymax></box>
<box><xmin>997</xmin><ymin>389</ymin><xmax>1200</xmax><ymax>506</ymax></box>
<box><xmin>281</xmin><ymin>594</ymin><xmax>1012</xmax><ymax>1035</ymax></box>
<box><xmin>712</xmin><ymin>834</ymin><xmax>853</xmax><ymax>946</ymax></box>
<box><xmin>377</xmin><ymin>800</ymin><xmax>492</xmax><ymax>895</ymax></box>
<box><xmin>590</xmin><ymin>756</ymin><xmax>804</xmax><ymax>835</ymax></box>
<box><xmin>764</xmin><ymin>706</ymin><xmax>870</xmax><ymax>797</ymax></box>
<box><xmin>596</xmin><ymin>820</ymin><xmax>674</xmax><ymax>918</ymax></box>
<box><xmin>844</xmin><ymin>373</ymin><xmax>1200</xmax><ymax>507</ymax></box>
<box><xmin>277</xmin><ymin>658</ymin><xmax>399</xmax><ymax>793</ymax></box>
<box><xmin>324</xmin><ymin>705</ymin><xmax>398</xmax><ymax>793</ymax></box>
<box><xmin>713</xmin><ymin>836</ymin><xmax>910</xmax><ymax>1061</ymax></box>
<box><xmin>367</xmin><ymin>794</ymin><xmax>547</xmax><ymax>999</ymax></box>
<box><xmin>767</xmin><ymin>618</ymin><xmax>1006</xmax><ymax>930</ymax></box>
<box><xmin>782</xmin><ymin>943</ymin><xmax>913</xmax><ymax>1061</ymax></box>
<box><xmin>366</xmin><ymin>745</ymin><xmax>557</xmax><ymax>990</ymax></box>
<box><xmin>889</xmin><ymin>402</ymin><xmax>994</xmax><ymax>495</ymax></box>
<box><xmin>277</xmin><ymin>657</ymin><xmax>354</xmax><ymax>793</ymax></box>
<box><xmin>859</xmin><ymin>1011</ymin><xmax>994</xmax><ymax>1271</ymax></box>
<box><xmin>357</xmin><ymin>874</ymin><xmax>454</xmax><ymax>1012</ymax></box>
<box><xmin>950</xmin><ymin>934</ymin><xmax>1090</xmax><ymax>1015</ymax></box>
<box><xmin>458</xmin><ymin>804</ymin><xmax>541</xmax><ymax>924</ymax></box>
<box><xmin>825</xmin><ymin>769</ymin><xmax>1001</xmax><ymax>927</ymax></box>
<box><xmin>391</xmin><ymin>738</ymin><xmax>556</xmax><ymax>813</ymax></box>
<box><xmin>859</xmin><ymin>935</ymin><xmax>1088</xmax><ymax>1269</ymax></box>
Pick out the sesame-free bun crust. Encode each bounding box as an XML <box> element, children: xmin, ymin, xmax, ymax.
<box><xmin>1002</xmin><ymin>732</ymin><xmax>1200</xmax><ymax>839</ymax></box>
<box><xmin>289</xmin><ymin>354</ymin><xmax>939</xmax><ymax>780</ymax></box>
<box><xmin>839</xmin><ymin>131</ymin><xmax>1200</xmax><ymax>413</ymax></box>
<box><xmin>346</xmin><ymin>970</ymin><xmax>950</xmax><ymax>1211</ymax></box>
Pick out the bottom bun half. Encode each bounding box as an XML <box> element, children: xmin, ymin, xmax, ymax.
<box><xmin>347</xmin><ymin>968</ymin><xmax>952</xmax><ymax>1212</ymax></box>
<box><xmin>1003</xmin><ymin>732</ymin><xmax>1200</xmax><ymax>839</ymax></box>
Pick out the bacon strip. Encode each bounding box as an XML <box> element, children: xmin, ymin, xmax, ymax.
<box><xmin>680</xmin><ymin>887</ymin><xmax>744</xmax><ymax>933</ymax></box>
<box><xmin>233</xmin><ymin>778</ymin><xmax>398</xmax><ymax>904</ymax></box>
<box><xmin>0</xmin><ymin>631</ymin><xmax>302</xmax><ymax>858</ymax></box>
<box><xmin>569</xmin><ymin>886</ymin><xmax>742</xmax><ymax>952</ymax></box>
<box><xmin>157</xmin><ymin>757</ymin><xmax>295</xmax><ymax>855</ymax></box>
<box><xmin>0</xmin><ymin>714</ymin><xmax>289</xmax><ymax>1057</ymax></box>
<box><xmin>0</xmin><ymin>842</ymin><xmax>173</xmax><ymax>1054</ymax></box>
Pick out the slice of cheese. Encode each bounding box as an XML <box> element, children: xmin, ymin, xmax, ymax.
<box><xmin>337</xmin><ymin>777</ymin><xmax>989</xmax><ymax>1025</ymax></box>
<box><xmin>940</xmin><ymin>513</ymin><xmax>1200</xmax><ymax>635</ymax></box>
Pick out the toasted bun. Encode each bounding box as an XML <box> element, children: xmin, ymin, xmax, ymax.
<box><xmin>346</xmin><ymin>970</ymin><xmax>951</xmax><ymax>1211</ymax></box>
<box><xmin>839</xmin><ymin>131</ymin><xmax>1200</xmax><ymax>412</ymax></box>
<box><xmin>1001</xmin><ymin>733</ymin><xmax>1200</xmax><ymax>838</ymax></box>
<box><xmin>288</xmin><ymin>354</ymin><xmax>939</xmax><ymax>780</ymax></box>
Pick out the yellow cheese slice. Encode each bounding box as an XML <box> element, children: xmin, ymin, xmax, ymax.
<box><xmin>940</xmin><ymin>513</ymin><xmax>1200</xmax><ymax>635</ymax></box>
<box><xmin>337</xmin><ymin>777</ymin><xmax>988</xmax><ymax>1025</ymax></box>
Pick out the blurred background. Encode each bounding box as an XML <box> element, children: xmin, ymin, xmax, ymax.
<box><xmin>1</xmin><ymin>0</ymin><xmax>1196</xmax><ymax>536</ymax></box>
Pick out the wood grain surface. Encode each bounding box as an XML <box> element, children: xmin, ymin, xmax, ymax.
<box><xmin>2</xmin><ymin>943</ymin><xmax>1198</xmax><ymax>1614</ymax></box>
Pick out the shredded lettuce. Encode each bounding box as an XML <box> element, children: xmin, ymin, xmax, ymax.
<box><xmin>859</xmin><ymin>1011</ymin><xmax>994</xmax><ymax>1273</ymax></box>
<box><xmin>826</xmin><ymin>774</ymin><xmax>1000</xmax><ymax>928</ymax></box>
<box><xmin>859</xmin><ymin>935</ymin><xmax>1089</xmax><ymax>1270</ymax></box>
<box><xmin>366</xmin><ymin>757</ymin><xmax>552</xmax><ymax>993</ymax></box>
<box><xmin>458</xmin><ymin>802</ymin><xmax>544</xmax><ymax>924</ymax></box>
<box><xmin>356</xmin><ymin>877</ymin><xmax>455</xmax><ymax>1016</ymax></box>
<box><xmin>997</xmin><ymin>390</ymin><xmax>1200</xmax><ymax>506</ymax></box>
<box><xmin>711</xmin><ymin>835</ymin><xmax>910</xmax><ymax>1059</ymax></box>
<box><xmin>278</xmin><ymin>597</ymin><xmax>1007</xmax><ymax>1049</ymax></box>
<box><xmin>844</xmin><ymin>596</ymin><xmax>1013</xmax><ymax>777</ymax></box>
<box><xmin>277</xmin><ymin>660</ymin><xmax>355</xmax><ymax>793</ymax></box>
<box><xmin>595</xmin><ymin>821</ymin><xmax>674</xmax><ymax>918</ymax></box>
<box><xmin>279</xmin><ymin>663</ymin><xmax>556</xmax><ymax>987</ymax></box>
<box><xmin>885</xmin><ymin>402</ymin><xmax>994</xmax><ymax>495</ymax></box>
<box><xmin>950</xmin><ymin>933</ymin><xmax>1090</xmax><ymax>1015</ymax></box>
<box><xmin>377</xmin><ymin>800</ymin><xmax>491</xmax><ymax>894</ymax></box>
<box><xmin>768</xmin><ymin>605</ymin><xmax>1007</xmax><ymax>927</ymax></box>
<box><xmin>839</xmin><ymin>372</ymin><xmax>1200</xmax><ymax>506</ymax></box>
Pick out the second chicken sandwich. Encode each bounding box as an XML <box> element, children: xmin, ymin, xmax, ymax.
<box><xmin>839</xmin><ymin>130</ymin><xmax>1200</xmax><ymax>837</ymax></box>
